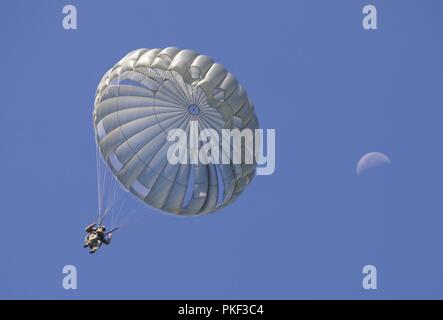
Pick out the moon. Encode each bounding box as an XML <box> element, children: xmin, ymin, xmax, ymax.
<box><xmin>356</xmin><ymin>152</ymin><xmax>391</xmax><ymax>175</ymax></box>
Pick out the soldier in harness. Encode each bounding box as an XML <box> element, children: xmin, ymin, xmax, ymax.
<box><xmin>83</xmin><ymin>217</ymin><xmax>118</xmax><ymax>254</ymax></box>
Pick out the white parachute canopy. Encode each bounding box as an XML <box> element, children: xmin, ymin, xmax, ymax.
<box><xmin>93</xmin><ymin>47</ymin><xmax>259</xmax><ymax>222</ymax></box>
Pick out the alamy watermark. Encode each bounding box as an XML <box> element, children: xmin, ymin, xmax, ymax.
<box><xmin>362</xmin><ymin>5</ymin><xmax>377</xmax><ymax>30</ymax></box>
<box><xmin>166</xmin><ymin>120</ymin><xmax>275</xmax><ymax>176</ymax></box>
<box><xmin>62</xmin><ymin>5</ymin><xmax>77</xmax><ymax>30</ymax></box>
<box><xmin>362</xmin><ymin>264</ymin><xmax>377</xmax><ymax>290</ymax></box>
<box><xmin>62</xmin><ymin>265</ymin><xmax>78</xmax><ymax>290</ymax></box>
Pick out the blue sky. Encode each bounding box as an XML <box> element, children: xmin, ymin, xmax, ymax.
<box><xmin>1</xmin><ymin>0</ymin><xmax>443</xmax><ymax>299</ymax></box>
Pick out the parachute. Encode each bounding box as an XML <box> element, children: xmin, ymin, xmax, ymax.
<box><xmin>93</xmin><ymin>47</ymin><xmax>259</xmax><ymax>220</ymax></box>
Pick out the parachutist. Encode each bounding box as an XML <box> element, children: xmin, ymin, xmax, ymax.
<box><xmin>83</xmin><ymin>223</ymin><xmax>113</xmax><ymax>254</ymax></box>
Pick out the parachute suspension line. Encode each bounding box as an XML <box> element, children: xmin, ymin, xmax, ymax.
<box><xmin>112</xmin><ymin>200</ymin><xmax>145</xmax><ymax>230</ymax></box>
<box><xmin>101</xmin><ymin>156</ymin><xmax>113</xmax><ymax>226</ymax></box>
<box><xmin>95</xmin><ymin>141</ymin><xmax>101</xmax><ymax>218</ymax></box>
<box><xmin>108</xmin><ymin>129</ymin><xmax>120</xmax><ymax>228</ymax></box>
<box><xmin>94</xmin><ymin>128</ymin><xmax>133</xmax><ymax>229</ymax></box>
<box><xmin>113</xmin><ymin>188</ymin><xmax>124</xmax><ymax>226</ymax></box>
<box><xmin>93</xmin><ymin>87</ymin><xmax>150</xmax><ymax>230</ymax></box>
<box><xmin>95</xmin><ymin>138</ymin><xmax>105</xmax><ymax>224</ymax></box>
<box><xmin>100</xmin><ymin>156</ymin><xmax>108</xmax><ymax>212</ymax></box>
<box><xmin>112</xmin><ymin>194</ymin><xmax>128</xmax><ymax>228</ymax></box>
<box><xmin>101</xmin><ymin>156</ymin><xmax>110</xmax><ymax>219</ymax></box>
<box><xmin>110</xmin><ymin>172</ymin><xmax>119</xmax><ymax>227</ymax></box>
<box><xmin>95</xmin><ymin>136</ymin><xmax>118</xmax><ymax>227</ymax></box>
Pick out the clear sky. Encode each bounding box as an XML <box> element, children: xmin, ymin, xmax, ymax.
<box><xmin>1</xmin><ymin>0</ymin><xmax>443</xmax><ymax>299</ymax></box>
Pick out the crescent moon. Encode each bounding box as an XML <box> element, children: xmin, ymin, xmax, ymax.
<box><xmin>356</xmin><ymin>152</ymin><xmax>391</xmax><ymax>175</ymax></box>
